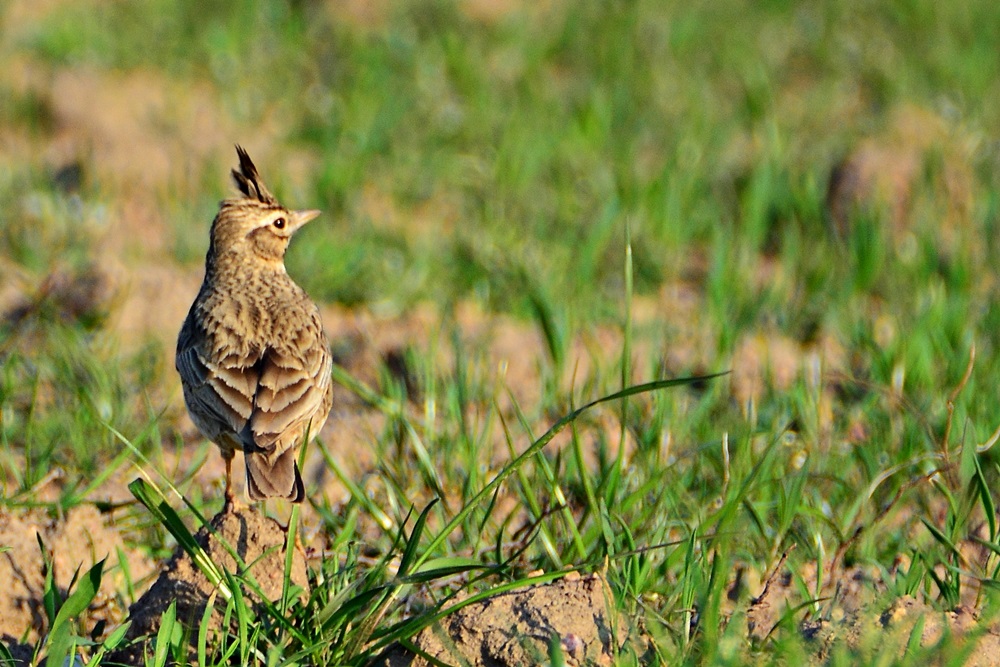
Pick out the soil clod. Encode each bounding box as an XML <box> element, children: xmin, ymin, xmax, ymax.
<box><xmin>107</xmin><ymin>504</ymin><xmax>308</xmax><ymax>665</ymax></box>
<box><xmin>374</xmin><ymin>572</ymin><xmax>632</xmax><ymax>667</ymax></box>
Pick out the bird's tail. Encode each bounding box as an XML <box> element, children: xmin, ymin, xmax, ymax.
<box><xmin>245</xmin><ymin>450</ymin><xmax>305</xmax><ymax>502</ymax></box>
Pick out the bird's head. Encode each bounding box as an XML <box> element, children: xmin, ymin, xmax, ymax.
<box><xmin>208</xmin><ymin>146</ymin><xmax>320</xmax><ymax>266</ymax></box>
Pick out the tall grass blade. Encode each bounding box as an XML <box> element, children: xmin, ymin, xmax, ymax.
<box><xmin>129</xmin><ymin>478</ymin><xmax>231</xmax><ymax>601</ymax></box>
<box><xmin>44</xmin><ymin>557</ymin><xmax>106</xmax><ymax>667</ymax></box>
<box><xmin>398</xmin><ymin>499</ymin><xmax>439</xmax><ymax>577</ymax></box>
<box><xmin>151</xmin><ymin>601</ymin><xmax>177</xmax><ymax>667</ymax></box>
<box><xmin>417</xmin><ymin>374</ymin><xmax>726</xmax><ymax>571</ymax></box>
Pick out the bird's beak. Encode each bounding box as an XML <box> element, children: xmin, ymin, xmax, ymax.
<box><xmin>294</xmin><ymin>209</ymin><xmax>322</xmax><ymax>227</ymax></box>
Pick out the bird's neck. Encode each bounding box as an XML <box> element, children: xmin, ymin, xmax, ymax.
<box><xmin>206</xmin><ymin>247</ymin><xmax>287</xmax><ymax>281</ymax></box>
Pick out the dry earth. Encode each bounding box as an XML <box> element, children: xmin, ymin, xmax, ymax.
<box><xmin>105</xmin><ymin>504</ymin><xmax>309</xmax><ymax>666</ymax></box>
<box><xmin>374</xmin><ymin>572</ymin><xmax>631</xmax><ymax>667</ymax></box>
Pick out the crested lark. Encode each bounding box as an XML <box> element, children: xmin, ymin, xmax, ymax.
<box><xmin>176</xmin><ymin>146</ymin><xmax>333</xmax><ymax>504</ymax></box>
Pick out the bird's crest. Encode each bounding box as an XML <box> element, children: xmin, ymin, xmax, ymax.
<box><xmin>232</xmin><ymin>145</ymin><xmax>276</xmax><ymax>205</ymax></box>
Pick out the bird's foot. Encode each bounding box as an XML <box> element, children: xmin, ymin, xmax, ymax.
<box><xmin>222</xmin><ymin>489</ymin><xmax>245</xmax><ymax>513</ymax></box>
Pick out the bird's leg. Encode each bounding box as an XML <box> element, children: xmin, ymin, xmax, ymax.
<box><xmin>223</xmin><ymin>448</ymin><xmax>236</xmax><ymax>509</ymax></box>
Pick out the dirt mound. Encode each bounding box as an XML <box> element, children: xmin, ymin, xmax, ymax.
<box><xmin>745</xmin><ymin>555</ymin><xmax>1000</xmax><ymax>664</ymax></box>
<box><xmin>107</xmin><ymin>503</ymin><xmax>308</xmax><ymax>665</ymax></box>
<box><xmin>879</xmin><ymin>597</ymin><xmax>1000</xmax><ymax>665</ymax></box>
<box><xmin>374</xmin><ymin>572</ymin><xmax>632</xmax><ymax>667</ymax></box>
<box><xmin>0</xmin><ymin>504</ymin><xmax>150</xmax><ymax>655</ymax></box>
<box><xmin>791</xmin><ymin>595</ymin><xmax>1000</xmax><ymax>664</ymax></box>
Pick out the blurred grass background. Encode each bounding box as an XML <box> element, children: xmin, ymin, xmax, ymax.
<box><xmin>5</xmin><ymin>0</ymin><xmax>996</xmax><ymax>313</ymax></box>
<box><xmin>3</xmin><ymin>0</ymin><xmax>1000</xmax><ymax>662</ymax></box>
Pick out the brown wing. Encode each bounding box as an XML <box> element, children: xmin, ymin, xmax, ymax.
<box><xmin>175</xmin><ymin>310</ymin><xmax>259</xmax><ymax>442</ymax></box>
<box><xmin>247</xmin><ymin>314</ymin><xmax>332</xmax><ymax>456</ymax></box>
<box><xmin>243</xmin><ymin>309</ymin><xmax>331</xmax><ymax>502</ymax></box>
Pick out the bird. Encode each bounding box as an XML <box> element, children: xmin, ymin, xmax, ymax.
<box><xmin>176</xmin><ymin>145</ymin><xmax>333</xmax><ymax>505</ymax></box>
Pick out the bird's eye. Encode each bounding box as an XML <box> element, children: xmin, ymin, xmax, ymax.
<box><xmin>273</xmin><ymin>217</ymin><xmax>286</xmax><ymax>229</ymax></box>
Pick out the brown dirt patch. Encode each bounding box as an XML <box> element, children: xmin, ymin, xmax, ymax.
<box><xmin>43</xmin><ymin>66</ymin><xmax>235</xmax><ymax>200</ymax></box>
<box><xmin>792</xmin><ymin>595</ymin><xmax>1000</xmax><ymax>664</ymax></box>
<box><xmin>107</xmin><ymin>503</ymin><xmax>308</xmax><ymax>665</ymax></box>
<box><xmin>374</xmin><ymin>572</ymin><xmax>632</xmax><ymax>667</ymax></box>
<box><xmin>0</xmin><ymin>504</ymin><xmax>154</xmax><ymax>656</ymax></box>
<box><xmin>0</xmin><ymin>499</ymin><xmax>313</xmax><ymax>666</ymax></box>
<box><xmin>880</xmin><ymin>598</ymin><xmax>1000</xmax><ymax>666</ymax></box>
<box><xmin>743</xmin><ymin>551</ymin><xmax>1000</xmax><ymax>664</ymax></box>
<box><xmin>826</xmin><ymin>104</ymin><xmax>977</xmax><ymax>248</ymax></box>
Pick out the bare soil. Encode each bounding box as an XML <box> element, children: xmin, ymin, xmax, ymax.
<box><xmin>374</xmin><ymin>572</ymin><xmax>630</xmax><ymax>667</ymax></box>
<box><xmin>0</xmin><ymin>504</ymin><xmax>152</xmax><ymax>662</ymax></box>
<box><xmin>105</xmin><ymin>503</ymin><xmax>308</xmax><ymax>666</ymax></box>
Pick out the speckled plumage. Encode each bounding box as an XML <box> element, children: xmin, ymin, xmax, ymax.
<box><xmin>176</xmin><ymin>146</ymin><xmax>332</xmax><ymax>504</ymax></box>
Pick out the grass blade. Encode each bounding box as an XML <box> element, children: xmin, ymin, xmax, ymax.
<box><xmin>128</xmin><ymin>477</ymin><xmax>230</xmax><ymax>600</ymax></box>
<box><xmin>152</xmin><ymin>601</ymin><xmax>177</xmax><ymax>667</ymax></box>
<box><xmin>45</xmin><ymin>557</ymin><xmax>106</xmax><ymax>667</ymax></box>
<box><xmin>416</xmin><ymin>374</ymin><xmax>726</xmax><ymax>570</ymax></box>
<box><xmin>398</xmin><ymin>499</ymin><xmax>439</xmax><ymax>578</ymax></box>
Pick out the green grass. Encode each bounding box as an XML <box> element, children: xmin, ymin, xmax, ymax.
<box><xmin>3</xmin><ymin>0</ymin><xmax>1000</xmax><ymax>664</ymax></box>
